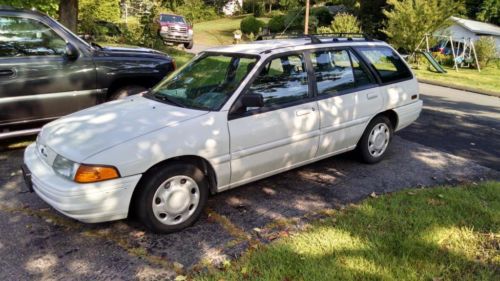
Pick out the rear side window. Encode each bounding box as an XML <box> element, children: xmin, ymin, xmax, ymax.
<box><xmin>0</xmin><ymin>16</ymin><xmax>66</xmax><ymax>57</ymax></box>
<box><xmin>355</xmin><ymin>47</ymin><xmax>412</xmax><ymax>83</ymax></box>
<box><xmin>310</xmin><ymin>49</ymin><xmax>374</xmax><ymax>96</ymax></box>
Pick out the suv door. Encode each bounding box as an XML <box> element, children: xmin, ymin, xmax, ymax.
<box><xmin>0</xmin><ymin>14</ymin><xmax>97</xmax><ymax>126</ymax></box>
<box><xmin>310</xmin><ymin>48</ymin><xmax>382</xmax><ymax>157</ymax></box>
<box><xmin>228</xmin><ymin>52</ymin><xmax>320</xmax><ymax>186</ymax></box>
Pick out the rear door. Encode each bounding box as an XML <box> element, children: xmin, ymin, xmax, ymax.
<box><xmin>310</xmin><ymin>48</ymin><xmax>383</xmax><ymax>157</ymax></box>
<box><xmin>228</xmin><ymin>52</ymin><xmax>320</xmax><ymax>186</ymax></box>
<box><xmin>0</xmin><ymin>14</ymin><xmax>97</xmax><ymax>126</ymax></box>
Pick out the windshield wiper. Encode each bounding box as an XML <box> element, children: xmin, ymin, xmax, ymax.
<box><xmin>151</xmin><ymin>93</ymin><xmax>186</xmax><ymax>108</ymax></box>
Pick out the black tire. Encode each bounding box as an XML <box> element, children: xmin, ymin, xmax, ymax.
<box><xmin>108</xmin><ymin>85</ymin><xmax>147</xmax><ymax>100</ymax></box>
<box><xmin>356</xmin><ymin>115</ymin><xmax>393</xmax><ymax>164</ymax></box>
<box><xmin>134</xmin><ymin>163</ymin><xmax>208</xmax><ymax>233</ymax></box>
<box><xmin>184</xmin><ymin>40</ymin><xmax>194</xmax><ymax>49</ymax></box>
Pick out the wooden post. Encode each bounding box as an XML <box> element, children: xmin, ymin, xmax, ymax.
<box><xmin>449</xmin><ymin>36</ymin><xmax>459</xmax><ymax>72</ymax></box>
<box><xmin>425</xmin><ymin>34</ymin><xmax>430</xmax><ymax>52</ymax></box>
<box><xmin>470</xmin><ymin>38</ymin><xmax>481</xmax><ymax>72</ymax></box>
<box><xmin>304</xmin><ymin>0</ymin><xmax>310</xmax><ymax>35</ymax></box>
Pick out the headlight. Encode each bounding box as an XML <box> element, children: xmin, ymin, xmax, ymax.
<box><xmin>53</xmin><ymin>155</ymin><xmax>120</xmax><ymax>183</ymax></box>
<box><xmin>53</xmin><ymin>155</ymin><xmax>79</xmax><ymax>180</ymax></box>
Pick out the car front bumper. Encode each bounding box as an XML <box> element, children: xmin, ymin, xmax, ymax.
<box><xmin>159</xmin><ymin>31</ymin><xmax>192</xmax><ymax>43</ymax></box>
<box><xmin>23</xmin><ymin>143</ymin><xmax>142</xmax><ymax>223</ymax></box>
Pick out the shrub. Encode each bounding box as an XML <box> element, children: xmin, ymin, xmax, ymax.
<box><xmin>240</xmin><ymin>15</ymin><xmax>265</xmax><ymax>35</ymax></box>
<box><xmin>317</xmin><ymin>26</ymin><xmax>333</xmax><ymax>34</ymax></box>
<box><xmin>268</xmin><ymin>15</ymin><xmax>286</xmax><ymax>33</ymax></box>
<box><xmin>312</xmin><ymin>7</ymin><xmax>333</xmax><ymax>27</ymax></box>
<box><xmin>175</xmin><ymin>0</ymin><xmax>218</xmax><ymax>23</ymax></box>
<box><xmin>474</xmin><ymin>36</ymin><xmax>498</xmax><ymax>67</ymax></box>
<box><xmin>330</xmin><ymin>13</ymin><xmax>361</xmax><ymax>33</ymax></box>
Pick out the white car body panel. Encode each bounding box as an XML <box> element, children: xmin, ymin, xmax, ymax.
<box><xmin>23</xmin><ymin>38</ymin><xmax>423</xmax><ymax>224</ymax></box>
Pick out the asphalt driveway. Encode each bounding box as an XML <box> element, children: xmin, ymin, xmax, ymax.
<box><xmin>1</xmin><ymin>84</ymin><xmax>499</xmax><ymax>280</ymax></box>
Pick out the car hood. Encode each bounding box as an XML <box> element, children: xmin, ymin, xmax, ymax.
<box><xmin>99</xmin><ymin>46</ymin><xmax>169</xmax><ymax>58</ymax></box>
<box><xmin>38</xmin><ymin>96</ymin><xmax>207</xmax><ymax>162</ymax></box>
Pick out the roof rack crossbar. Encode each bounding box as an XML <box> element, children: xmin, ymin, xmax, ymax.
<box><xmin>256</xmin><ymin>32</ymin><xmax>373</xmax><ymax>44</ymax></box>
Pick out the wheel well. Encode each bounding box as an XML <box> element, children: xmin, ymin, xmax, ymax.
<box><xmin>378</xmin><ymin>110</ymin><xmax>398</xmax><ymax>130</ymax></box>
<box><xmin>128</xmin><ymin>155</ymin><xmax>218</xmax><ymax>217</ymax></box>
<box><xmin>106</xmin><ymin>77</ymin><xmax>158</xmax><ymax>99</ymax></box>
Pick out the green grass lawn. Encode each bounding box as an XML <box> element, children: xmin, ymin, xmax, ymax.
<box><xmin>413</xmin><ymin>64</ymin><xmax>500</xmax><ymax>96</ymax></box>
<box><xmin>197</xmin><ymin>182</ymin><xmax>500</xmax><ymax>281</ymax></box>
<box><xmin>194</xmin><ymin>15</ymin><xmax>270</xmax><ymax>46</ymax></box>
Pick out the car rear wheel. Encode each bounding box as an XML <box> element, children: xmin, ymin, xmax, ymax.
<box><xmin>357</xmin><ymin>115</ymin><xmax>393</xmax><ymax>164</ymax></box>
<box><xmin>109</xmin><ymin>85</ymin><xmax>147</xmax><ymax>100</ymax></box>
<box><xmin>184</xmin><ymin>40</ymin><xmax>194</xmax><ymax>49</ymax></box>
<box><xmin>134</xmin><ymin>164</ymin><xmax>208</xmax><ymax>233</ymax></box>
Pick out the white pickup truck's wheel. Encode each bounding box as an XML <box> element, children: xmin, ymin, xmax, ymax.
<box><xmin>135</xmin><ymin>164</ymin><xmax>208</xmax><ymax>233</ymax></box>
<box><xmin>357</xmin><ymin>115</ymin><xmax>393</xmax><ymax>164</ymax></box>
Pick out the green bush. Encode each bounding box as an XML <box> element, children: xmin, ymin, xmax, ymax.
<box><xmin>175</xmin><ymin>0</ymin><xmax>218</xmax><ymax>23</ymax></box>
<box><xmin>268</xmin><ymin>15</ymin><xmax>286</xmax><ymax>33</ymax></box>
<box><xmin>240</xmin><ymin>15</ymin><xmax>265</xmax><ymax>35</ymax></box>
<box><xmin>317</xmin><ymin>26</ymin><xmax>333</xmax><ymax>34</ymax></box>
<box><xmin>475</xmin><ymin>36</ymin><xmax>498</xmax><ymax>67</ymax></box>
<box><xmin>330</xmin><ymin>13</ymin><xmax>361</xmax><ymax>33</ymax></box>
<box><xmin>312</xmin><ymin>7</ymin><xmax>333</xmax><ymax>27</ymax></box>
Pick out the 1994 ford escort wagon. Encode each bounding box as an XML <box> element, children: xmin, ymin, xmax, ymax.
<box><xmin>23</xmin><ymin>35</ymin><xmax>422</xmax><ymax>233</ymax></box>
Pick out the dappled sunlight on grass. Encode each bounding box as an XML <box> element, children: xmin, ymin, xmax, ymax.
<box><xmin>197</xmin><ymin>182</ymin><xmax>500</xmax><ymax>281</ymax></box>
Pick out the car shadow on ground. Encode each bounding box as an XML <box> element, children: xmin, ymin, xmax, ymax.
<box><xmin>0</xmin><ymin>136</ymin><xmax>499</xmax><ymax>279</ymax></box>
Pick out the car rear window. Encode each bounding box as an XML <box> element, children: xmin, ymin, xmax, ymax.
<box><xmin>355</xmin><ymin>47</ymin><xmax>412</xmax><ymax>83</ymax></box>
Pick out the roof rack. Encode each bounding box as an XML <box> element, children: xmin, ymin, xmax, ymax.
<box><xmin>256</xmin><ymin>32</ymin><xmax>373</xmax><ymax>44</ymax></box>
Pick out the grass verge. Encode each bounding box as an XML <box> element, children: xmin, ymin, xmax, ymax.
<box><xmin>194</xmin><ymin>15</ymin><xmax>270</xmax><ymax>46</ymax></box>
<box><xmin>413</xmin><ymin>65</ymin><xmax>500</xmax><ymax>97</ymax></box>
<box><xmin>197</xmin><ymin>182</ymin><xmax>500</xmax><ymax>281</ymax></box>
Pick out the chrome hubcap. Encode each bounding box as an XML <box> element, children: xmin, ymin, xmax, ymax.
<box><xmin>368</xmin><ymin>123</ymin><xmax>390</xmax><ymax>157</ymax></box>
<box><xmin>152</xmin><ymin>176</ymin><xmax>199</xmax><ymax>225</ymax></box>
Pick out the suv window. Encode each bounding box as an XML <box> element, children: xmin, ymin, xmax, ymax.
<box><xmin>355</xmin><ymin>47</ymin><xmax>412</xmax><ymax>83</ymax></box>
<box><xmin>310</xmin><ymin>49</ymin><xmax>374</xmax><ymax>95</ymax></box>
<box><xmin>0</xmin><ymin>16</ymin><xmax>66</xmax><ymax>57</ymax></box>
<box><xmin>160</xmin><ymin>15</ymin><xmax>186</xmax><ymax>23</ymax></box>
<box><xmin>247</xmin><ymin>54</ymin><xmax>309</xmax><ymax>107</ymax></box>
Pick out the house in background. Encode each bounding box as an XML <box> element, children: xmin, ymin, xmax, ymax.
<box><xmin>436</xmin><ymin>16</ymin><xmax>500</xmax><ymax>51</ymax></box>
<box><xmin>222</xmin><ymin>0</ymin><xmax>243</xmax><ymax>16</ymax></box>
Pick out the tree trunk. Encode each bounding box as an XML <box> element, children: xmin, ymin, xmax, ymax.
<box><xmin>58</xmin><ymin>0</ymin><xmax>78</xmax><ymax>32</ymax></box>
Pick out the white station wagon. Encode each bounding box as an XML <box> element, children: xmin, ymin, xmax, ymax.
<box><xmin>23</xmin><ymin>35</ymin><xmax>422</xmax><ymax>233</ymax></box>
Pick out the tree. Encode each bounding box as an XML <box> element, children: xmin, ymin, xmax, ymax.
<box><xmin>476</xmin><ymin>0</ymin><xmax>499</xmax><ymax>24</ymax></box>
<box><xmin>358</xmin><ymin>0</ymin><xmax>387</xmax><ymax>39</ymax></box>
<box><xmin>0</xmin><ymin>0</ymin><xmax>58</xmax><ymax>17</ymax></box>
<box><xmin>58</xmin><ymin>0</ymin><xmax>78</xmax><ymax>32</ymax></box>
<box><xmin>330</xmin><ymin>13</ymin><xmax>361</xmax><ymax>33</ymax></box>
<box><xmin>383</xmin><ymin>0</ymin><xmax>465</xmax><ymax>53</ymax></box>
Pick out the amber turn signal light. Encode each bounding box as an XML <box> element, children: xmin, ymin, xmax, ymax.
<box><xmin>74</xmin><ymin>165</ymin><xmax>120</xmax><ymax>183</ymax></box>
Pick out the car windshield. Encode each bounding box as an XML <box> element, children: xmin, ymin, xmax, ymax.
<box><xmin>148</xmin><ymin>53</ymin><xmax>258</xmax><ymax>110</ymax></box>
<box><xmin>160</xmin><ymin>15</ymin><xmax>186</xmax><ymax>23</ymax></box>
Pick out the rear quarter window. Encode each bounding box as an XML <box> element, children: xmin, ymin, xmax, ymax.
<box><xmin>355</xmin><ymin>47</ymin><xmax>413</xmax><ymax>84</ymax></box>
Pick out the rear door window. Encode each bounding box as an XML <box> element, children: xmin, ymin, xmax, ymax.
<box><xmin>310</xmin><ymin>49</ymin><xmax>374</xmax><ymax>96</ymax></box>
<box><xmin>355</xmin><ymin>47</ymin><xmax>412</xmax><ymax>83</ymax></box>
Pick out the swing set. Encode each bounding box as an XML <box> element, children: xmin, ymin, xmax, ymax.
<box><xmin>410</xmin><ymin>33</ymin><xmax>481</xmax><ymax>73</ymax></box>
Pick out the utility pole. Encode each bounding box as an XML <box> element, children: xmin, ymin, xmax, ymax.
<box><xmin>304</xmin><ymin>0</ymin><xmax>310</xmax><ymax>34</ymax></box>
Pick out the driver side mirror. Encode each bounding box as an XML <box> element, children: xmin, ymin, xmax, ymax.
<box><xmin>241</xmin><ymin>93</ymin><xmax>264</xmax><ymax>108</ymax></box>
<box><xmin>65</xmin><ymin>43</ymin><xmax>79</xmax><ymax>60</ymax></box>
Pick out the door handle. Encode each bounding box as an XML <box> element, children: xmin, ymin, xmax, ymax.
<box><xmin>295</xmin><ymin>108</ymin><xmax>315</xmax><ymax>116</ymax></box>
<box><xmin>366</xmin><ymin>92</ymin><xmax>379</xmax><ymax>100</ymax></box>
<box><xmin>0</xmin><ymin>69</ymin><xmax>14</xmax><ymax>77</ymax></box>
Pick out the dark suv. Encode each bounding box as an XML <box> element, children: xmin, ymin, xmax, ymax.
<box><xmin>0</xmin><ymin>7</ymin><xmax>176</xmax><ymax>139</ymax></box>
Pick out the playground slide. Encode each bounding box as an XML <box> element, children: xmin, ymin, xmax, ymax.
<box><xmin>420</xmin><ymin>51</ymin><xmax>447</xmax><ymax>73</ymax></box>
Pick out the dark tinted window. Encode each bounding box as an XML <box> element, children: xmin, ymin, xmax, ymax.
<box><xmin>356</xmin><ymin>47</ymin><xmax>412</xmax><ymax>83</ymax></box>
<box><xmin>247</xmin><ymin>54</ymin><xmax>309</xmax><ymax>107</ymax></box>
<box><xmin>310</xmin><ymin>49</ymin><xmax>374</xmax><ymax>95</ymax></box>
<box><xmin>0</xmin><ymin>16</ymin><xmax>66</xmax><ymax>57</ymax></box>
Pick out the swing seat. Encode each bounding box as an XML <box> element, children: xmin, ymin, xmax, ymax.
<box><xmin>465</xmin><ymin>57</ymin><xmax>473</xmax><ymax>64</ymax></box>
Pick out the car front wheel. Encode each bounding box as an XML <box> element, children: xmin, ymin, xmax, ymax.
<box><xmin>134</xmin><ymin>164</ymin><xmax>208</xmax><ymax>233</ymax></box>
<box><xmin>184</xmin><ymin>40</ymin><xmax>194</xmax><ymax>49</ymax></box>
<box><xmin>357</xmin><ymin>115</ymin><xmax>393</xmax><ymax>164</ymax></box>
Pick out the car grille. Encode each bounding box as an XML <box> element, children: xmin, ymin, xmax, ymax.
<box><xmin>169</xmin><ymin>26</ymin><xmax>187</xmax><ymax>33</ymax></box>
